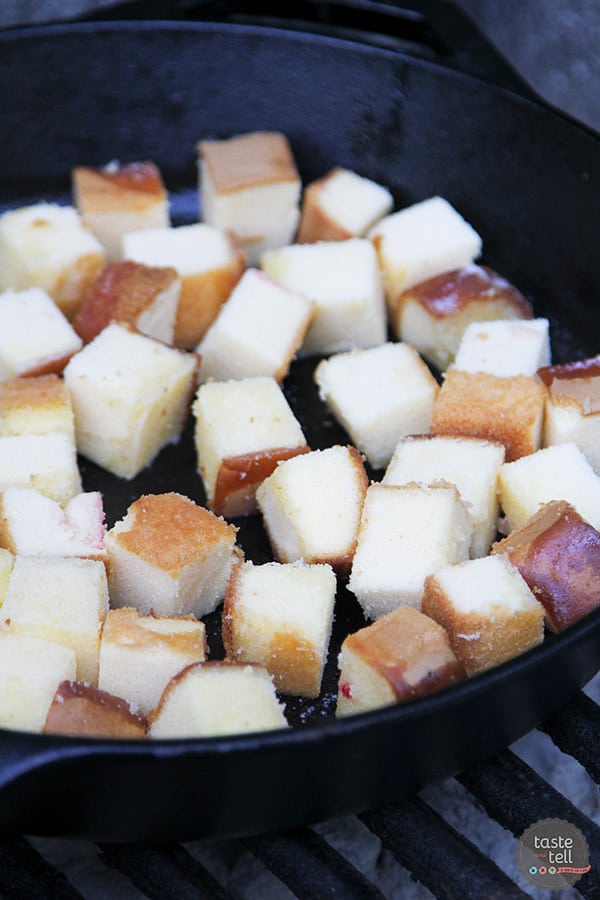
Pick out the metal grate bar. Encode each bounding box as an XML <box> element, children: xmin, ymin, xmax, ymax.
<box><xmin>244</xmin><ymin>826</ymin><xmax>385</xmax><ymax>899</ymax></box>
<box><xmin>539</xmin><ymin>691</ymin><xmax>600</xmax><ymax>783</ymax></box>
<box><xmin>0</xmin><ymin>836</ymin><xmax>83</xmax><ymax>900</ymax></box>
<box><xmin>360</xmin><ymin>796</ymin><xmax>528</xmax><ymax>899</ymax></box>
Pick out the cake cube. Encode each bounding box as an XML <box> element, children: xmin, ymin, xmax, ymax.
<box><xmin>430</xmin><ymin>368</ymin><xmax>546</xmax><ymax>461</ymax></box>
<box><xmin>98</xmin><ymin>606</ymin><xmax>208</xmax><ymax>714</ymax></box>
<box><xmin>198</xmin><ymin>131</ymin><xmax>301</xmax><ymax>265</ymax></box>
<box><xmin>105</xmin><ymin>492</ymin><xmax>239</xmax><ymax>618</ymax></box>
<box><xmin>297</xmin><ymin>167</ymin><xmax>393</xmax><ymax>243</ymax></box>
<box><xmin>223</xmin><ymin>559</ymin><xmax>336</xmax><ymax>697</ymax></box>
<box><xmin>348</xmin><ymin>482</ymin><xmax>472</xmax><ymax>619</ymax></box>
<box><xmin>368</xmin><ymin>196</ymin><xmax>482</xmax><ymax>305</ymax></box>
<box><xmin>1</xmin><ymin>556</ymin><xmax>109</xmax><ymax>684</ymax></box>
<box><xmin>0</xmin><ymin>633</ymin><xmax>77</xmax><ymax>733</ymax></box>
<box><xmin>0</xmin><ymin>548</ymin><xmax>14</xmax><ymax>605</ymax></box>
<box><xmin>72</xmin><ymin>160</ymin><xmax>170</xmax><ymax>261</ymax></box>
<box><xmin>256</xmin><ymin>445</ymin><xmax>368</xmax><ymax>575</ymax></box>
<box><xmin>453</xmin><ymin>318</ymin><xmax>550</xmax><ymax>377</ymax></box>
<box><xmin>538</xmin><ymin>355</ymin><xmax>600</xmax><ymax>474</ymax></box>
<box><xmin>383</xmin><ymin>434</ymin><xmax>505</xmax><ymax>557</ymax></box>
<box><xmin>149</xmin><ymin>661</ymin><xmax>288</xmax><ymax>738</ymax></box>
<box><xmin>261</xmin><ymin>238</ymin><xmax>386</xmax><ymax>355</ymax></box>
<box><xmin>336</xmin><ymin>606</ymin><xmax>465</xmax><ymax>717</ymax></box>
<box><xmin>0</xmin><ymin>433</ymin><xmax>81</xmax><ymax>504</ymax></box>
<box><xmin>73</xmin><ymin>260</ymin><xmax>181</xmax><ymax>345</ymax></box>
<box><xmin>0</xmin><ymin>374</ymin><xmax>75</xmax><ymax>441</ymax></box>
<box><xmin>392</xmin><ymin>265</ymin><xmax>532</xmax><ymax>371</ymax></box>
<box><xmin>0</xmin><ymin>288</ymin><xmax>82</xmax><ymax>380</ymax></box>
<box><xmin>0</xmin><ymin>488</ymin><xmax>106</xmax><ymax>561</ymax></box>
<box><xmin>314</xmin><ymin>342</ymin><xmax>439</xmax><ymax>470</ymax></box>
<box><xmin>422</xmin><ymin>554</ymin><xmax>544</xmax><ymax>676</ymax></box>
<box><xmin>43</xmin><ymin>681</ymin><xmax>148</xmax><ymax>739</ymax></box>
<box><xmin>63</xmin><ymin>322</ymin><xmax>198</xmax><ymax>479</ymax></box>
<box><xmin>497</xmin><ymin>442</ymin><xmax>600</xmax><ymax>533</ymax></box>
<box><xmin>123</xmin><ymin>222</ymin><xmax>245</xmax><ymax>348</ymax></box>
<box><xmin>0</xmin><ymin>202</ymin><xmax>105</xmax><ymax>319</ymax></box>
<box><xmin>193</xmin><ymin>376</ymin><xmax>309</xmax><ymax>517</ymax></box>
<box><xmin>197</xmin><ymin>268</ymin><xmax>314</xmax><ymax>384</ymax></box>
<box><xmin>492</xmin><ymin>500</ymin><xmax>600</xmax><ymax>632</ymax></box>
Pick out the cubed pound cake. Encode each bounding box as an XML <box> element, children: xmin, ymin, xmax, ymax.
<box><xmin>105</xmin><ymin>492</ymin><xmax>239</xmax><ymax>618</ymax></box>
<box><xmin>0</xmin><ymin>374</ymin><xmax>75</xmax><ymax>441</ymax></box>
<box><xmin>72</xmin><ymin>160</ymin><xmax>170</xmax><ymax>261</ymax></box>
<box><xmin>422</xmin><ymin>554</ymin><xmax>545</xmax><ymax>676</ymax></box>
<box><xmin>393</xmin><ymin>265</ymin><xmax>532</xmax><ymax>371</ymax></box>
<box><xmin>63</xmin><ymin>322</ymin><xmax>198</xmax><ymax>479</ymax></box>
<box><xmin>223</xmin><ymin>559</ymin><xmax>336</xmax><ymax>697</ymax></box>
<box><xmin>123</xmin><ymin>222</ymin><xmax>245</xmax><ymax>348</ymax></box>
<box><xmin>0</xmin><ymin>202</ymin><xmax>105</xmax><ymax>319</ymax></box>
<box><xmin>149</xmin><ymin>661</ymin><xmax>288</xmax><ymax>738</ymax></box>
<box><xmin>493</xmin><ymin>500</ymin><xmax>600</xmax><ymax>632</ymax></box>
<box><xmin>256</xmin><ymin>445</ymin><xmax>368</xmax><ymax>576</ymax></box>
<box><xmin>336</xmin><ymin>606</ymin><xmax>465</xmax><ymax>717</ymax></box>
<box><xmin>538</xmin><ymin>354</ymin><xmax>600</xmax><ymax>474</ymax></box>
<box><xmin>0</xmin><ymin>548</ymin><xmax>14</xmax><ymax>605</ymax></box>
<box><xmin>193</xmin><ymin>376</ymin><xmax>309</xmax><ymax>517</ymax></box>
<box><xmin>348</xmin><ymin>482</ymin><xmax>472</xmax><ymax>619</ymax></box>
<box><xmin>198</xmin><ymin>131</ymin><xmax>301</xmax><ymax>265</ymax></box>
<box><xmin>314</xmin><ymin>342</ymin><xmax>440</xmax><ymax>470</ymax></box>
<box><xmin>383</xmin><ymin>434</ymin><xmax>505</xmax><ymax>558</ymax></box>
<box><xmin>297</xmin><ymin>167</ymin><xmax>393</xmax><ymax>243</ymax></box>
<box><xmin>197</xmin><ymin>268</ymin><xmax>314</xmax><ymax>384</ymax></box>
<box><xmin>0</xmin><ymin>287</ymin><xmax>82</xmax><ymax>380</ymax></box>
<box><xmin>261</xmin><ymin>238</ymin><xmax>387</xmax><ymax>356</ymax></box>
<box><xmin>73</xmin><ymin>260</ymin><xmax>181</xmax><ymax>345</ymax></box>
<box><xmin>98</xmin><ymin>606</ymin><xmax>207</xmax><ymax>715</ymax></box>
<box><xmin>453</xmin><ymin>317</ymin><xmax>550</xmax><ymax>377</ymax></box>
<box><xmin>43</xmin><ymin>681</ymin><xmax>148</xmax><ymax>739</ymax></box>
<box><xmin>1</xmin><ymin>556</ymin><xmax>109</xmax><ymax>684</ymax></box>
<box><xmin>0</xmin><ymin>432</ymin><xmax>81</xmax><ymax>505</ymax></box>
<box><xmin>430</xmin><ymin>368</ymin><xmax>547</xmax><ymax>461</ymax></box>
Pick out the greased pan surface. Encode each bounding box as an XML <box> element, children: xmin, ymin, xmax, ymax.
<box><xmin>0</xmin><ymin>21</ymin><xmax>599</xmax><ymax>841</ymax></box>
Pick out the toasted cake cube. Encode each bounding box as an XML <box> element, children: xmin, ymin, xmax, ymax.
<box><xmin>368</xmin><ymin>196</ymin><xmax>482</xmax><ymax>305</ymax></box>
<box><xmin>0</xmin><ymin>488</ymin><xmax>106</xmax><ymax>561</ymax></box>
<box><xmin>149</xmin><ymin>661</ymin><xmax>287</xmax><ymax>738</ymax></box>
<box><xmin>0</xmin><ymin>203</ymin><xmax>105</xmax><ymax>319</ymax></box>
<box><xmin>383</xmin><ymin>435</ymin><xmax>505</xmax><ymax>557</ymax></box>
<box><xmin>223</xmin><ymin>559</ymin><xmax>336</xmax><ymax>697</ymax></box>
<box><xmin>430</xmin><ymin>368</ymin><xmax>546</xmax><ymax>461</ymax></box>
<box><xmin>538</xmin><ymin>355</ymin><xmax>600</xmax><ymax>474</ymax></box>
<box><xmin>63</xmin><ymin>322</ymin><xmax>198</xmax><ymax>479</ymax></box>
<box><xmin>73</xmin><ymin>260</ymin><xmax>181</xmax><ymax>345</ymax></box>
<box><xmin>261</xmin><ymin>238</ymin><xmax>386</xmax><ymax>355</ymax></box>
<box><xmin>453</xmin><ymin>318</ymin><xmax>550</xmax><ymax>377</ymax></box>
<box><xmin>422</xmin><ymin>554</ymin><xmax>544</xmax><ymax>675</ymax></box>
<box><xmin>336</xmin><ymin>606</ymin><xmax>465</xmax><ymax>716</ymax></box>
<box><xmin>0</xmin><ymin>548</ymin><xmax>14</xmax><ymax>606</ymax></box>
<box><xmin>0</xmin><ymin>433</ymin><xmax>81</xmax><ymax>504</ymax></box>
<box><xmin>43</xmin><ymin>680</ymin><xmax>148</xmax><ymax>739</ymax></box>
<box><xmin>98</xmin><ymin>606</ymin><xmax>207</xmax><ymax>714</ymax></box>
<box><xmin>256</xmin><ymin>445</ymin><xmax>368</xmax><ymax>575</ymax></box>
<box><xmin>123</xmin><ymin>222</ymin><xmax>245</xmax><ymax>348</ymax></box>
<box><xmin>497</xmin><ymin>442</ymin><xmax>600</xmax><ymax>533</ymax></box>
<box><xmin>198</xmin><ymin>131</ymin><xmax>301</xmax><ymax>265</ymax></box>
<box><xmin>348</xmin><ymin>482</ymin><xmax>472</xmax><ymax>619</ymax></box>
<box><xmin>0</xmin><ymin>374</ymin><xmax>75</xmax><ymax>440</ymax></box>
<box><xmin>72</xmin><ymin>160</ymin><xmax>170</xmax><ymax>261</ymax></box>
<box><xmin>0</xmin><ymin>288</ymin><xmax>82</xmax><ymax>380</ymax></box>
<box><xmin>193</xmin><ymin>376</ymin><xmax>308</xmax><ymax>517</ymax></box>
<box><xmin>1</xmin><ymin>556</ymin><xmax>108</xmax><ymax>684</ymax></box>
<box><xmin>314</xmin><ymin>342</ymin><xmax>439</xmax><ymax>469</ymax></box>
<box><xmin>297</xmin><ymin>167</ymin><xmax>393</xmax><ymax>243</ymax></box>
<box><xmin>0</xmin><ymin>633</ymin><xmax>77</xmax><ymax>733</ymax></box>
<box><xmin>105</xmin><ymin>492</ymin><xmax>238</xmax><ymax>618</ymax></box>
<box><xmin>393</xmin><ymin>265</ymin><xmax>532</xmax><ymax>370</ymax></box>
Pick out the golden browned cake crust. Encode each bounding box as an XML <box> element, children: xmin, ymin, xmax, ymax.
<box><xmin>102</xmin><ymin>607</ymin><xmax>208</xmax><ymax>656</ymax></box>
<box><xmin>0</xmin><ymin>373</ymin><xmax>69</xmax><ymax>414</ymax></box>
<box><xmin>53</xmin><ymin>252</ymin><xmax>106</xmax><ymax>320</ymax></box>
<box><xmin>73</xmin><ymin>162</ymin><xmax>167</xmax><ymax>213</ymax></box>
<box><xmin>213</xmin><ymin>445</ymin><xmax>311</xmax><ymax>517</ymax></box>
<box><xmin>43</xmin><ymin>680</ymin><xmax>148</xmax><ymax>738</ymax></box>
<box><xmin>199</xmin><ymin>132</ymin><xmax>299</xmax><ymax>193</ymax></box>
<box><xmin>297</xmin><ymin>169</ymin><xmax>353</xmax><ymax>244</ymax></box>
<box><xmin>538</xmin><ymin>354</ymin><xmax>600</xmax><ymax>414</ymax></box>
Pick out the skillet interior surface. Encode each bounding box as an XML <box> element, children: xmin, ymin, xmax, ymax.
<box><xmin>0</xmin><ymin>20</ymin><xmax>599</xmax><ymax>841</ymax></box>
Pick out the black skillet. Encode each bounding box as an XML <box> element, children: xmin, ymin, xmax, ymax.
<box><xmin>0</xmin><ymin>1</ymin><xmax>599</xmax><ymax>841</ymax></box>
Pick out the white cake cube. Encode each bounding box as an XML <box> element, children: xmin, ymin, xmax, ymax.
<box><xmin>348</xmin><ymin>482</ymin><xmax>472</xmax><ymax>619</ymax></box>
<box><xmin>0</xmin><ymin>374</ymin><xmax>75</xmax><ymax>441</ymax></box>
<box><xmin>261</xmin><ymin>238</ymin><xmax>386</xmax><ymax>355</ymax></box>
<box><xmin>314</xmin><ymin>342</ymin><xmax>440</xmax><ymax>469</ymax></box>
<box><xmin>0</xmin><ymin>432</ymin><xmax>81</xmax><ymax>504</ymax></box>
<box><xmin>453</xmin><ymin>318</ymin><xmax>550</xmax><ymax>377</ymax></box>
<box><xmin>197</xmin><ymin>268</ymin><xmax>314</xmax><ymax>383</ymax></box>
<box><xmin>297</xmin><ymin>167</ymin><xmax>393</xmax><ymax>243</ymax></box>
<box><xmin>539</xmin><ymin>355</ymin><xmax>600</xmax><ymax>474</ymax></box>
<box><xmin>0</xmin><ymin>548</ymin><xmax>14</xmax><ymax>606</ymax></box>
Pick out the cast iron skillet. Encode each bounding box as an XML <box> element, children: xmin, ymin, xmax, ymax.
<box><xmin>0</xmin><ymin>5</ymin><xmax>599</xmax><ymax>841</ymax></box>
